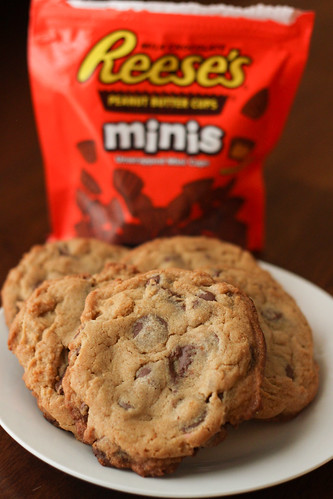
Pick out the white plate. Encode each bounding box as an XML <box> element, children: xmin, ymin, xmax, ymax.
<box><xmin>0</xmin><ymin>262</ymin><xmax>332</xmax><ymax>497</ymax></box>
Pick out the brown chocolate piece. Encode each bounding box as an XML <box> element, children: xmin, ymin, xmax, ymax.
<box><xmin>76</xmin><ymin>189</ymin><xmax>92</xmax><ymax>214</ymax></box>
<box><xmin>136</xmin><ymin>366</ymin><xmax>152</xmax><ymax>378</ymax></box>
<box><xmin>228</xmin><ymin>137</ymin><xmax>255</xmax><ymax>161</ymax></box>
<box><xmin>113</xmin><ymin>223</ymin><xmax>151</xmax><ymax>245</ymax></box>
<box><xmin>77</xmin><ymin>140</ymin><xmax>97</xmax><ymax>163</ymax></box>
<box><xmin>242</xmin><ymin>88</ymin><xmax>269</xmax><ymax>119</ymax></box>
<box><xmin>166</xmin><ymin>194</ymin><xmax>191</xmax><ymax>223</ymax></box>
<box><xmin>139</xmin><ymin>206</ymin><xmax>168</xmax><ymax>234</ymax></box>
<box><xmin>286</xmin><ymin>364</ymin><xmax>295</xmax><ymax>380</ymax></box>
<box><xmin>261</xmin><ymin>308</ymin><xmax>283</xmax><ymax>322</ymax></box>
<box><xmin>199</xmin><ymin>291</ymin><xmax>216</xmax><ymax>301</ymax></box>
<box><xmin>76</xmin><ymin>166</ymin><xmax>246</xmax><ymax>246</ymax></box>
<box><xmin>105</xmin><ymin>197</ymin><xmax>124</xmax><ymax>227</ymax></box>
<box><xmin>132</xmin><ymin>315</ymin><xmax>168</xmax><ymax>352</ymax></box>
<box><xmin>93</xmin><ymin>447</ymin><xmax>112</xmax><ymax>467</ymax></box>
<box><xmin>182</xmin><ymin>410</ymin><xmax>207</xmax><ymax>433</ymax></box>
<box><xmin>118</xmin><ymin>400</ymin><xmax>134</xmax><ymax>410</ymax></box>
<box><xmin>125</xmin><ymin>193</ymin><xmax>152</xmax><ymax>217</ymax></box>
<box><xmin>80</xmin><ymin>169</ymin><xmax>101</xmax><ymax>194</ymax></box>
<box><xmin>113</xmin><ymin>169</ymin><xmax>144</xmax><ymax>200</ymax></box>
<box><xmin>169</xmin><ymin>344</ymin><xmax>195</xmax><ymax>380</ymax></box>
<box><xmin>86</xmin><ymin>200</ymin><xmax>110</xmax><ymax>233</ymax></box>
<box><xmin>182</xmin><ymin>178</ymin><xmax>214</xmax><ymax>203</ymax></box>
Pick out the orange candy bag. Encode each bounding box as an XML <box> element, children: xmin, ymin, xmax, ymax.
<box><xmin>28</xmin><ymin>1</ymin><xmax>314</xmax><ymax>249</ymax></box>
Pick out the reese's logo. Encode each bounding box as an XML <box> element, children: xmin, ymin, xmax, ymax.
<box><xmin>78</xmin><ymin>30</ymin><xmax>251</xmax><ymax>89</ymax></box>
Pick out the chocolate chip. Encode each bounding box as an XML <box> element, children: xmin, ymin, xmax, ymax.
<box><xmin>146</xmin><ymin>275</ymin><xmax>160</xmax><ymax>285</ymax></box>
<box><xmin>206</xmin><ymin>268</ymin><xmax>221</xmax><ymax>278</ymax></box>
<box><xmin>118</xmin><ymin>400</ymin><xmax>134</xmax><ymax>410</ymax></box>
<box><xmin>73</xmin><ymin>345</ymin><xmax>81</xmax><ymax>357</ymax></box>
<box><xmin>80</xmin><ymin>403</ymin><xmax>89</xmax><ymax>423</ymax></box>
<box><xmin>135</xmin><ymin>366</ymin><xmax>152</xmax><ymax>378</ymax></box>
<box><xmin>81</xmin><ymin>169</ymin><xmax>101</xmax><ymax>194</ymax></box>
<box><xmin>192</xmin><ymin>298</ymin><xmax>200</xmax><ymax>309</ymax></box>
<box><xmin>169</xmin><ymin>345</ymin><xmax>195</xmax><ymax>381</ymax></box>
<box><xmin>199</xmin><ymin>291</ymin><xmax>216</xmax><ymax>301</ymax></box>
<box><xmin>43</xmin><ymin>413</ymin><xmax>60</xmax><ymax>428</ymax></box>
<box><xmin>286</xmin><ymin>364</ymin><xmax>294</xmax><ymax>380</ymax></box>
<box><xmin>77</xmin><ymin>140</ymin><xmax>97</xmax><ymax>163</ymax></box>
<box><xmin>242</xmin><ymin>88</ymin><xmax>269</xmax><ymax>119</ymax></box>
<box><xmin>58</xmin><ymin>245</ymin><xmax>71</xmax><ymax>256</ymax></box>
<box><xmin>182</xmin><ymin>410</ymin><xmax>206</xmax><ymax>433</ymax></box>
<box><xmin>93</xmin><ymin>447</ymin><xmax>112</xmax><ymax>467</ymax></box>
<box><xmin>261</xmin><ymin>308</ymin><xmax>283</xmax><ymax>322</ymax></box>
<box><xmin>132</xmin><ymin>320</ymin><xmax>144</xmax><ymax>338</ymax></box>
<box><xmin>132</xmin><ymin>315</ymin><xmax>168</xmax><ymax>352</ymax></box>
<box><xmin>54</xmin><ymin>380</ymin><xmax>64</xmax><ymax>396</ymax></box>
<box><xmin>114</xmin><ymin>448</ymin><xmax>131</xmax><ymax>464</ymax></box>
<box><xmin>205</xmin><ymin>393</ymin><xmax>213</xmax><ymax>403</ymax></box>
<box><xmin>163</xmin><ymin>254</ymin><xmax>186</xmax><ymax>267</ymax></box>
<box><xmin>54</xmin><ymin>348</ymin><xmax>69</xmax><ymax>394</ymax></box>
<box><xmin>248</xmin><ymin>345</ymin><xmax>257</xmax><ymax>372</ymax></box>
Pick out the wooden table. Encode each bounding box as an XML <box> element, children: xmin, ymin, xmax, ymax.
<box><xmin>1</xmin><ymin>1</ymin><xmax>332</xmax><ymax>498</ymax></box>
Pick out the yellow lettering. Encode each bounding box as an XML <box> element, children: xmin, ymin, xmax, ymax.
<box><xmin>77</xmin><ymin>30</ymin><xmax>251</xmax><ymax>89</ymax></box>
<box><xmin>171</xmin><ymin>55</ymin><xmax>203</xmax><ymax>86</ymax></box>
<box><xmin>190</xmin><ymin>97</ymin><xmax>218</xmax><ymax>111</ymax></box>
<box><xmin>77</xmin><ymin>30</ymin><xmax>137</xmax><ymax>83</ymax></box>
<box><xmin>196</xmin><ymin>56</ymin><xmax>228</xmax><ymax>87</ymax></box>
<box><xmin>148</xmin><ymin>55</ymin><xmax>179</xmax><ymax>85</ymax></box>
<box><xmin>218</xmin><ymin>51</ymin><xmax>251</xmax><ymax>88</ymax></box>
<box><xmin>119</xmin><ymin>54</ymin><xmax>151</xmax><ymax>84</ymax></box>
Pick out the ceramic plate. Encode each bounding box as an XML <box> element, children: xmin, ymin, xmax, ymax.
<box><xmin>1</xmin><ymin>262</ymin><xmax>332</xmax><ymax>497</ymax></box>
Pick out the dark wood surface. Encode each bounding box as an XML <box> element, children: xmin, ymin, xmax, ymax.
<box><xmin>1</xmin><ymin>1</ymin><xmax>332</xmax><ymax>498</ymax></box>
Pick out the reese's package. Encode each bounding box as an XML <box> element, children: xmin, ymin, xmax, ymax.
<box><xmin>28</xmin><ymin>1</ymin><xmax>314</xmax><ymax>248</ymax></box>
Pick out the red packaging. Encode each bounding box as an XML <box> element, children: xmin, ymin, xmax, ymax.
<box><xmin>28</xmin><ymin>1</ymin><xmax>314</xmax><ymax>248</ymax></box>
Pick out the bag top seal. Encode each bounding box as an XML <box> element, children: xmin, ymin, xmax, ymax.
<box><xmin>66</xmin><ymin>1</ymin><xmax>300</xmax><ymax>25</ymax></box>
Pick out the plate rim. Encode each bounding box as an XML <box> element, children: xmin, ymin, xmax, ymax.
<box><xmin>1</xmin><ymin>262</ymin><xmax>332</xmax><ymax>497</ymax></box>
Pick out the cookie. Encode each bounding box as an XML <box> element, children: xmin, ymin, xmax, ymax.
<box><xmin>200</xmin><ymin>266</ymin><xmax>319</xmax><ymax>420</ymax></box>
<box><xmin>63</xmin><ymin>268</ymin><xmax>265</xmax><ymax>476</ymax></box>
<box><xmin>7</xmin><ymin>263</ymin><xmax>138</xmax><ymax>434</ymax></box>
<box><xmin>121</xmin><ymin>235</ymin><xmax>260</xmax><ymax>273</ymax></box>
<box><xmin>1</xmin><ymin>238</ymin><xmax>129</xmax><ymax>326</ymax></box>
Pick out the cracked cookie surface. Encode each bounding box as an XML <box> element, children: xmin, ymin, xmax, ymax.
<box><xmin>121</xmin><ymin>235</ymin><xmax>260</xmax><ymax>273</ymax></box>
<box><xmin>7</xmin><ymin>263</ymin><xmax>138</xmax><ymax>435</ymax></box>
<box><xmin>1</xmin><ymin>238</ymin><xmax>129</xmax><ymax>326</ymax></box>
<box><xmin>200</xmin><ymin>266</ymin><xmax>319</xmax><ymax>420</ymax></box>
<box><xmin>63</xmin><ymin>268</ymin><xmax>265</xmax><ymax>476</ymax></box>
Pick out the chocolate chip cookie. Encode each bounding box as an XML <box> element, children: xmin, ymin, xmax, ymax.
<box><xmin>63</xmin><ymin>268</ymin><xmax>265</xmax><ymax>476</ymax></box>
<box><xmin>8</xmin><ymin>263</ymin><xmax>138</xmax><ymax>434</ymax></box>
<box><xmin>121</xmin><ymin>235</ymin><xmax>260</xmax><ymax>273</ymax></box>
<box><xmin>200</xmin><ymin>266</ymin><xmax>319</xmax><ymax>420</ymax></box>
<box><xmin>1</xmin><ymin>238</ymin><xmax>128</xmax><ymax>326</ymax></box>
